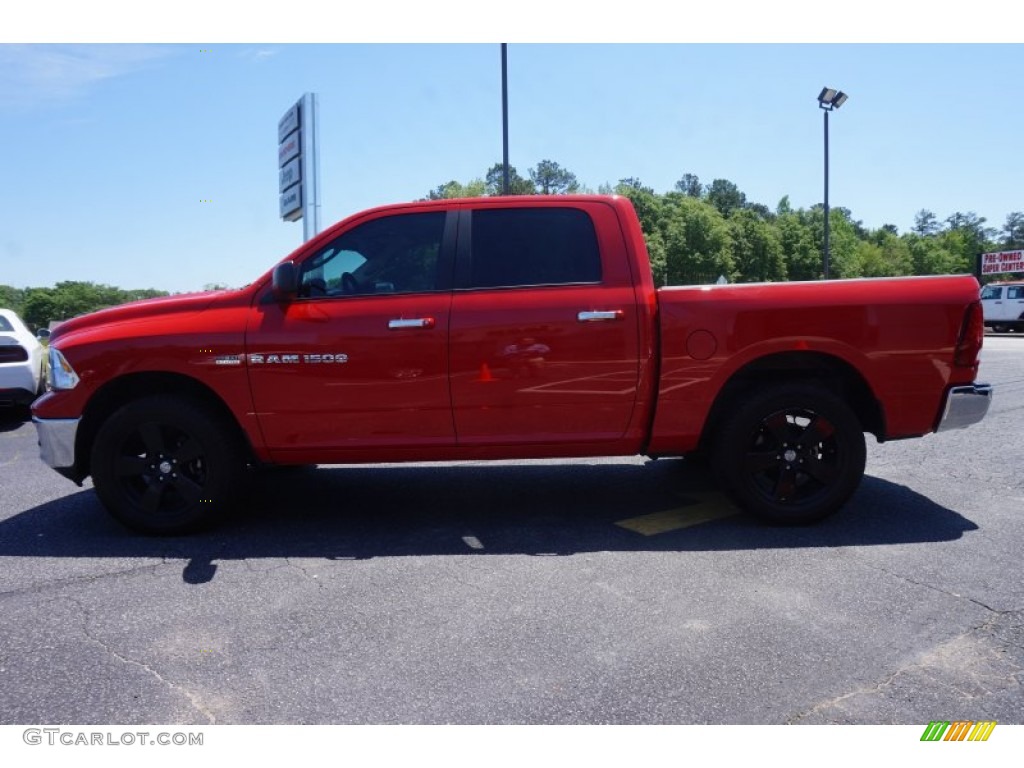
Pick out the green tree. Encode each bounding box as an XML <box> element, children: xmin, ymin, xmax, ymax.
<box><xmin>704</xmin><ymin>179</ymin><xmax>747</xmax><ymax>217</ymax></box>
<box><xmin>529</xmin><ymin>159</ymin><xmax>579</xmax><ymax>195</ymax></box>
<box><xmin>803</xmin><ymin>206</ymin><xmax>859</xmax><ymax>278</ymax></box>
<box><xmin>944</xmin><ymin>211</ymin><xmax>996</xmax><ymax>272</ymax></box>
<box><xmin>0</xmin><ymin>285</ymin><xmax>25</xmax><ymax>316</ymax></box>
<box><xmin>1001</xmin><ymin>212</ymin><xmax>1024</xmax><ymax>248</ymax></box>
<box><xmin>674</xmin><ymin>173</ymin><xmax>702</xmax><ymax>197</ymax></box>
<box><xmin>19</xmin><ymin>282</ymin><xmax>169</xmax><ymax>329</ymax></box>
<box><xmin>21</xmin><ymin>289</ymin><xmax>59</xmax><ymax>329</ymax></box>
<box><xmin>777</xmin><ymin>212</ymin><xmax>818</xmax><ymax>281</ymax></box>
<box><xmin>424</xmin><ymin>179</ymin><xmax>486</xmax><ymax>200</ymax></box>
<box><xmin>661</xmin><ymin>195</ymin><xmax>735</xmax><ymax>284</ymax></box>
<box><xmin>913</xmin><ymin>209</ymin><xmax>940</xmax><ymax>236</ymax></box>
<box><xmin>729</xmin><ymin>208</ymin><xmax>785</xmax><ymax>282</ymax></box>
<box><xmin>904</xmin><ymin>233</ymin><xmax>961</xmax><ymax>275</ymax></box>
<box><xmin>852</xmin><ymin>232</ymin><xmax>911</xmax><ymax>277</ymax></box>
<box><xmin>484</xmin><ymin>163</ymin><xmax>534</xmax><ymax>196</ymax></box>
<box><xmin>615</xmin><ymin>177</ymin><xmax>655</xmax><ymax>195</ymax></box>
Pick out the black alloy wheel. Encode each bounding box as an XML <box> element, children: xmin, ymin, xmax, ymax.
<box><xmin>91</xmin><ymin>395</ymin><xmax>244</xmax><ymax>534</ymax></box>
<box><xmin>712</xmin><ymin>384</ymin><xmax>866</xmax><ymax>524</ymax></box>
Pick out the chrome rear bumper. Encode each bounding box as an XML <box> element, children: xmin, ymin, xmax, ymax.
<box><xmin>937</xmin><ymin>383</ymin><xmax>993</xmax><ymax>432</ymax></box>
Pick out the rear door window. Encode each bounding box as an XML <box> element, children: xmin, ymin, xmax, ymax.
<box><xmin>464</xmin><ymin>207</ymin><xmax>601</xmax><ymax>289</ymax></box>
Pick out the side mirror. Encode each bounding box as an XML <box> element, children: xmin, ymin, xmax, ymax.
<box><xmin>272</xmin><ymin>261</ymin><xmax>299</xmax><ymax>300</ymax></box>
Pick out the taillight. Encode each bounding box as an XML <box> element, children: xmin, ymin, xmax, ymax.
<box><xmin>0</xmin><ymin>345</ymin><xmax>29</xmax><ymax>364</ymax></box>
<box><xmin>954</xmin><ymin>301</ymin><xmax>984</xmax><ymax>368</ymax></box>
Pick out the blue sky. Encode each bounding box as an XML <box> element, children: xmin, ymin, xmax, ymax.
<box><xmin>2</xmin><ymin>11</ymin><xmax>1022</xmax><ymax>293</ymax></box>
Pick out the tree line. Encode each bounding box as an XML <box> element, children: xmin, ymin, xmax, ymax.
<box><xmin>0</xmin><ymin>282</ymin><xmax>169</xmax><ymax>331</ymax></box>
<box><xmin>424</xmin><ymin>160</ymin><xmax>1024</xmax><ymax>286</ymax></box>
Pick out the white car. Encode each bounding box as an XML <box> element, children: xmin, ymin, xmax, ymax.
<box><xmin>980</xmin><ymin>282</ymin><xmax>1024</xmax><ymax>333</ymax></box>
<box><xmin>0</xmin><ymin>308</ymin><xmax>45</xmax><ymax>408</ymax></box>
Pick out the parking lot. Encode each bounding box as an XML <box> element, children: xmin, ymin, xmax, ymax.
<box><xmin>1</xmin><ymin>335</ymin><xmax>1021</xmax><ymax>724</ymax></box>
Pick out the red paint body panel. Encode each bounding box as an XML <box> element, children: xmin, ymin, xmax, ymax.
<box><xmin>647</xmin><ymin>275</ymin><xmax>981</xmax><ymax>454</ymax></box>
<box><xmin>32</xmin><ymin>195</ymin><xmax>984</xmax><ymax>475</ymax></box>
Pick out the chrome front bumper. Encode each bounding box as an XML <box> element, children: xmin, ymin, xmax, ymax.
<box><xmin>937</xmin><ymin>383</ymin><xmax>993</xmax><ymax>432</ymax></box>
<box><xmin>33</xmin><ymin>416</ymin><xmax>80</xmax><ymax>473</ymax></box>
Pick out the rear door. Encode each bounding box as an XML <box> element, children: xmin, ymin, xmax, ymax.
<box><xmin>247</xmin><ymin>208</ymin><xmax>457</xmax><ymax>456</ymax></box>
<box><xmin>448</xmin><ymin>201</ymin><xmax>641</xmax><ymax>447</ymax></box>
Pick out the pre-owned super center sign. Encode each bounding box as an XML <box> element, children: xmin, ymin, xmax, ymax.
<box><xmin>981</xmin><ymin>250</ymin><xmax>1024</xmax><ymax>275</ymax></box>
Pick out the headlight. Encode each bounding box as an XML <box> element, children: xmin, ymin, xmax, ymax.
<box><xmin>47</xmin><ymin>347</ymin><xmax>80</xmax><ymax>390</ymax></box>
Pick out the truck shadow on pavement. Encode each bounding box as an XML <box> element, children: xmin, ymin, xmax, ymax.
<box><xmin>0</xmin><ymin>459</ymin><xmax>979</xmax><ymax>584</ymax></box>
<box><xmin>0</xmin><ymin>407</ymin><xmax>31</xmax><ymax>433</ymax></box>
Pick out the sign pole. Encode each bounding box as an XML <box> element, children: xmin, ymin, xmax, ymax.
<box><xmin>302</xmin><ymin>92</ymin><xmax>321</xmax><ymax>241</ymax></box>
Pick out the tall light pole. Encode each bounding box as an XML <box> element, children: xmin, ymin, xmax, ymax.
<box><xmin>817</xmin><ymin>87</ymin><xmax>848</xmax><ymax>279</ymax></box>
<box><xmin>501</xmin><ymin>44</ymin><xmax>510</xmax><ymax>195</ymax></box>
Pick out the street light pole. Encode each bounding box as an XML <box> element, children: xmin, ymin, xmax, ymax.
<box><xmin>823</xmin><ymin>107</ymin><xmax>830</xmax><ymax>279</ymax></box>
<box><xmin>501</xmin><ymin>44</ymin><xmax>510</xmax><ymax>196</ymax></box>
<box><xmin>817</xmin><ymin>87</ymin><xmax>848</xmax><ymax>280</ymax></box>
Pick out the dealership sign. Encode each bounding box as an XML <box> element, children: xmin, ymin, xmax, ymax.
<box><xmin>981</xmin><ymin>250</ymin><xmax>1024</xmax><ymax>275</ymax></box>
<box><xmin>277</xmin><ymin>94</ymin><xmax>320</xmax><ymax>238</ymax></box>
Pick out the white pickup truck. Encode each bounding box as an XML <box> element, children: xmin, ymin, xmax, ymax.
<box><xmin>980</xmin><ymin>282</ymin><xmax>1024</xmax><ymax>332</ymax></box>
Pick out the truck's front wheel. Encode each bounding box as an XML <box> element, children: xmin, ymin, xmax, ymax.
<box><xmin>712</xmin><ymin>384</ymin><xmax>866</xmax><ymax>524</ymax></box>
<box><xmin>90</xmin><ymin>395</ymin><xmax>244</xmax><ymax>534</ymax></box>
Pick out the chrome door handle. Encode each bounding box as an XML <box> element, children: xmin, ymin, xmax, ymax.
<box><xmin>577</xmin><ymin>310</ymin><xmax>623</xmax><ymax>322</ymax></box>
<box><xmin>388</xmin><ymin>318</ymin><xmax>435</xmax><ymax>330</ymax></box>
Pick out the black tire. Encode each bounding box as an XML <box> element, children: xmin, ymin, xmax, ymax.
<box><xmin>90</xmin><ymin>395</ymin><xmax>245</xmax><ymax>535</ymax></box>
<box><xmin>711</xmin><ymin>384</ymin><xmax>866</xmax><ymax>524</ymax></box>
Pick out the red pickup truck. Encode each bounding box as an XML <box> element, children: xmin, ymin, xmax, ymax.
<box><xmin>32</xmin><ymin>195</ymin><xmax>992</xmax><ymax>534</ymax></box>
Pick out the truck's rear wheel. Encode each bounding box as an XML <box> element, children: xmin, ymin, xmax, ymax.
<box><xmin>712</xmin><ymin>384</ymin><xmax>866</xmax><ymax>524</ymax></box>
<box><xmin>90</xmin><ymin>395</ymin><xmax>244</xmax><ymax>534</ymax></box>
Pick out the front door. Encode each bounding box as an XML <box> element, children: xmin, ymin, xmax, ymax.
<box><xmin>247</xmin><ymin>209</ymin><xmax>456</xmax><ymax>458</ymax></box>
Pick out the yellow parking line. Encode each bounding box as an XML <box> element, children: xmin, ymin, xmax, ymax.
<box><xmin>615</xmin><ymin>495</ymin><xmax>738</xmax><ymax>536</ymax></box>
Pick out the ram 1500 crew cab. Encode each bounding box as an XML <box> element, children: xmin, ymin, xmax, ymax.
<box><xmin>32</xmin><ymin>195</ymin><xmax>992</xmax><ymax>534</ymax></box>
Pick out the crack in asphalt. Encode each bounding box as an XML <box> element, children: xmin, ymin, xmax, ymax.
<box><xmin>284</xmin><ymin>558</ymin><xmax>326</xmax><ymax>591</ymax></box>
<box><xmin>0</xmin><ymin>558</ymin><xmax>179</xmax><ymax>601</ymax></box>
<box><xmin>787</xmin><ymin>611</ymin><xmax>1024</xmax><ymax>724</ymax></box>
<box><xmin>852</xmin><ymin>558</ymin><xmax>1006</xmax><ymax>615</ymax></box>
<box><xmin>63</xmin><ymin>596</ymin><xmax>217</xmax><ymax>724</ymax></box>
